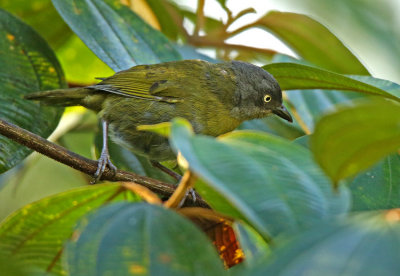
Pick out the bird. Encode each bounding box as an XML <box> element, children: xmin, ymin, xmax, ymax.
<box><xmin>25</xmin><ymin>59</ymin><xmax>292</xmax><ymax>181</ymax></box>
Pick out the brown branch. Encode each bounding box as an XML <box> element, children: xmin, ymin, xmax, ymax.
<box><xmin>0</xmin><ymin>119</ymin><xmax>209</xmax><ymax>208</ymax></box>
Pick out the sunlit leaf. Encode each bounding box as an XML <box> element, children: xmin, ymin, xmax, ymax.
<box><xmin>310</xmin><ymin>99</ymin><xmax>400</xmax><ymax>185</ymax></box>
<box><xmin>0</xmin><ymin>184</ymin><xmax>140</xmax><ymax>275</ymax></box>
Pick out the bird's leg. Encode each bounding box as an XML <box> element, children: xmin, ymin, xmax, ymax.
<box><xmin>150</xmin><ymin>160</ymin><xmax>196</xmax><ymax>202</ymax></box>
<box><xmin>92</xmin><ymin>119</ymin><xmax>117</xmax><ymax>184</ymax></box>
<box><xmin>150</xmin><ymin>160</ymin><xmax>182</xmax><ymax>180</ymax></box>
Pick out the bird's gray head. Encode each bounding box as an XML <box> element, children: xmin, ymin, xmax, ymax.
<box><xmin>229</xmin><ymin>61</ymin><xmax>292</xmax><ymax>122</ymax></box>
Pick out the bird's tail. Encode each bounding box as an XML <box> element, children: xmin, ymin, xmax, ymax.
<box><xmin>24</xmin><ymin>88</ymin><xmax>91</xmax><ymax>106</ymax></box>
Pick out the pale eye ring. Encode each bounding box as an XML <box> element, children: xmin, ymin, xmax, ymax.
<box><xmin>264</xmin><ymin>94</ymin><xmax>272</xmax><ymax>103</ymax></box>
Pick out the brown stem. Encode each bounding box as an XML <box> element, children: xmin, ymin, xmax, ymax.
<box><xmin>188</xmin><ymin>36</ymin><xmax>277</xmax><ymax>57</ymax></box>
<box><xmin>0</xmin><ymin>119</ymin><xmax>209</xmax><ymax>208</ymax></box>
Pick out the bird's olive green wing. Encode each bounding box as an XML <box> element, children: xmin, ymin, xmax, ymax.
<box><xmin>89</xmin><ymin>64</ymin><xmax>184</xmax><ymax>103</ymax></box>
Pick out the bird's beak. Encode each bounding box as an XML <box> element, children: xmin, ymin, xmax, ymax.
<box><xmin>273</xmin><ymin>105</ymin><xmax>293</xmax><ymax>123</ymax></box>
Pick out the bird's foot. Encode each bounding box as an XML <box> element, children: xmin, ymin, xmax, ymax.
<box><xmin>91</xmin><ymin>151</ymin><xmax>117</xmax><ymax>184</ymax></box>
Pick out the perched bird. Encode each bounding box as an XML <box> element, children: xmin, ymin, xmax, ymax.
<box><xmin>26</xmin><ymin>59</ymin><xmax>292</xmax><ymax>180</ymax></box>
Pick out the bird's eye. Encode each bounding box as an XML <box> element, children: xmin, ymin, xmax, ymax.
<box><xmin>264</xmin><ymin>94</ymin><xmax>272</xmax><ymax>103</ymax></box>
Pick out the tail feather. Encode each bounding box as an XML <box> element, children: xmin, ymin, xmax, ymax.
<box><xmin>25</xmin><ymin>88</ymin><xmax>90</xmax><ymax>106</ymax></box>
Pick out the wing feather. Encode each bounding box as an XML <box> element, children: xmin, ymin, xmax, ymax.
<box><xmin>90</xmin><ymin>64</ymin><xmax>184</xmax><ymax>103</ymax></box>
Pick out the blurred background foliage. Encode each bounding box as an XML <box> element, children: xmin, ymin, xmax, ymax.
<box><xmin>0</xmin><ymin>0</ymin><xmax>398</xmax><ymax>221</ymax></box>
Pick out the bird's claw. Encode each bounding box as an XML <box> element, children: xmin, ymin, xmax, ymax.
<box><xmin>177</xmin><ymin>188</ymin><xmax>197</xmax><ymax>208</ymax></box>
<box><xmin>91</xmin><ymin>151</ymin><xmax>117</xmax><ymax>184</ymax></box>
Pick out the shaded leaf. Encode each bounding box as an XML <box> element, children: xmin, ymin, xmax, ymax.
<box><xmin>238</xmin><ymin>112</ymin><xmax>305</xmax><ymax>140</ymax></box>
<box><xmin>170</xmin><ymin>119</ymin><xmax>350</xmax><ymax>238</ymax></box>
<box><xmin>257</xmin><ymin>11</ymin><xmax>369</xmax><ymax>75</ymax></box>
<box><xmin>66</xmin><ymin>202</ymin><xmax>226</xmax><ymax>275</ymax></box>
<box><xmin>247</xmin><ymin>210</ymin><xmax>400</xmax><ymax>276</ymax></box>
<box><xmin>233</xmin><ymin>222</ymin><xmax>270</xmax><ymax>268</ymax></box>
<box><xmin>0</xmin><ymin>184</ymin><xmax>140</xmax><ymax>275</ymax></box>
<box><xmin>311</xmin><ymin>99</ymin><xmax>400</xmax><ymax>184</ymax></box>
<box><xmin>52</xmin><ymin>0</ymin><xmax>181</xmax><ymax>71</ymax></box>
<box><xmin>264</xmin><ymin>62</ymin><xmax>400</xmax><ymax>102</ymax></box>
<box><xmin>0</xmin><ymin>9</ymin><xmax>64</xmax><ymax>173</ymax></box>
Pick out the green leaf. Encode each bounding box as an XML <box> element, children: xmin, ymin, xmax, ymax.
<box><xmin>143</xmin><ymin>0</ymin><xmax>182</xmax><ymax>40</ymax></box>
<box><xmin>257</xmin><ymin>11</ymin><xmax>369</xmax><ymax>75</ymax></box>
<box><xmin>0</xmin><ymin>184</ymin><xmax>140</xmax><ymax>275</ymax></box>
<box><xmin>137</xmin><ymin>122</ymin><xmax>172</xmax><ymax>137</ymax></box>
<box><xmin>170</xmin><ymin>119</ymin><xmax>350</xmax><ymax>238</ymax></box>
<box><xmin>285</xmin><ymin>88</ymin><xmax>363</xmax><ymax>132</ymax></box>
<box><xmin>238</xmin><ymin>113</ymin><xmax>305</xmax><ymax>140</ymax></box>
<box><xmin>66</xmin><ymin>202</ymin><xmax>226</xmax><ymax>276</ymax></box>
<box><xmin>350</xmin><ymin>153</ymin><xmax>400</xmax><ymax>211</ymax></box>
<box><xmin>52</xmin><ymin>0</ymin><xmax>181</xmax><ymax>71</ymax></box>
<box><xmin>0</xmin><ymin>9</ymin><xmax>64</xmax><ymax>173</ymax></box>
<box><xmin>310</xmin><ymin>99</ymin><xmax>400</xmax><ymax>184</ymax></box>
<box><xmin>0</xmin><ymin>255</ymin><xmax>42</xmax><ymax>276</ymax></box>
<box><xmin>247</xmin><ymin>211</ymin><xmax>400</xmax><ymax>276</ymax></box>
<box><xmin>264</xmin><ymin>63</ymin><xmax>400</xmax><ymax>102</ymax></box>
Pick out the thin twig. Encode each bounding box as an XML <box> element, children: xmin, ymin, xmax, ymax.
<box><xmin>0</xmin><ymin>119</ymin><xmax>209</xmax><ymax>208</ymax></box>
<box><xmin>193</xmin><ymin>0</ymin><xmax>205</xmax><ymax>37</ymax></box>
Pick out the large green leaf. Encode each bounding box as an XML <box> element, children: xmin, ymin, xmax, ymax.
<box><xmin>170</xmin><ymin>119</ymin><xmax>350</xmax><ymax>238</ymax></box>
<box><xmin>0</xmin><ymin>184</ymin><xmax>140</xmax><ymax>275</ymax></box>
<box><xmin>66</xmin><ymin>202</ymin><xmax>226</xmax><ymax>276</ymax></box>
<box><xmin>0</xmin><ymin>256</ymin><xmax>42</xmax><ymax>276</ymax></box>
<box><xmin>247</xmin><ymin>211</ymin><xmax>400</xmax><ymax>276</ymax></box>
<box><xmin>0</xmin><ymin>9</ymin><xmax>64</xmax><ymax>173</ymax></box>
<box><xmin>350</xmin><ymin>153</ymin><xmax>400</xmax><ymax>211</ymax></box>
<box><xmin>310</xmin><ymin>99</ymin><xmax>400</xmax><ymax>184</ymax></box>
<box><xmin>257</xmin><ymin>11</ymin><xmax>369</xmax><ymax>75</ymax></box>
<box><xmin>283</xmin><ymin>88</ymin><xmax>363</xmax><ymax>132</ymax></box>
<box><xmin>264</xmin><ymin>63</ymin><xmax>400</xmax><ymax>101</ymax></box>
<box><xmin>52</xmin><ymin>0</ymin><xmax>181</xmax><ymax>71</ymax></box>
